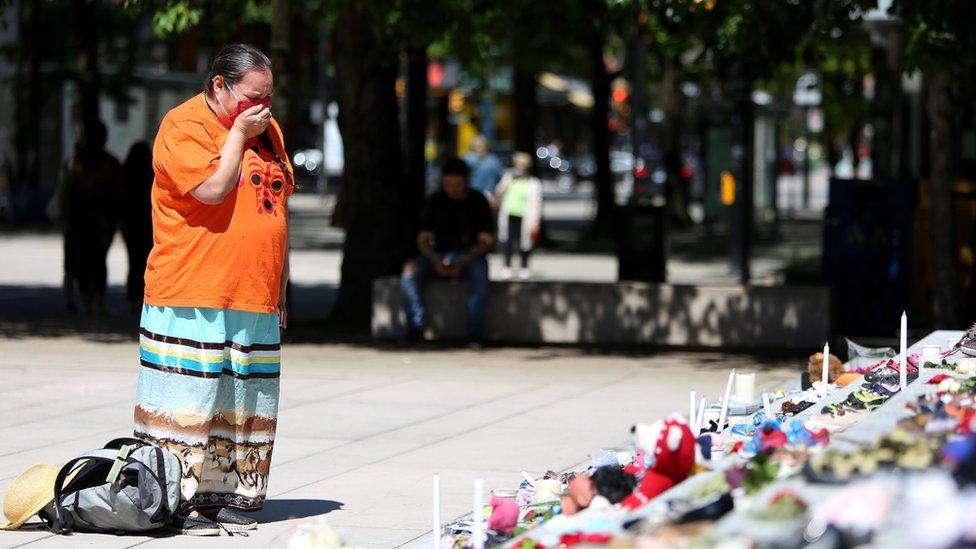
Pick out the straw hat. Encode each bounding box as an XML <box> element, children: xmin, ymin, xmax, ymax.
<box><xmin>0</xmin><ymin>463</ymin><xmax>61</xmax><ymax>530</ymax></box>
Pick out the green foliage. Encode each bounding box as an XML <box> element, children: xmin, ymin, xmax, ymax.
<box><xmin>146</xmin><ymin>0</ymin><xmax>202</xmax><ymax>37</ymax></box>
<box><xmin>700</xmin><ymin>0</ymin><xmax>874</xmax><ymax>78</ymax></box>
<box><xmin>890</xmin><ymin>0</ymin><xmax>976</xmax><ymax>76</ymax></box>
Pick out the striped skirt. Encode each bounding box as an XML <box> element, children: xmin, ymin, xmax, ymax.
<box><xmin>133</xmin><ymin>305</ymin><xmax>280</xmax><ymax>511</ymax></box>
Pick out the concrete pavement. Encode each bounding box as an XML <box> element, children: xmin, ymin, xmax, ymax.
<box><xmin>0</xmin><ymin>335</ymin><xmax>800</xmax><ymax>548</ymax></box>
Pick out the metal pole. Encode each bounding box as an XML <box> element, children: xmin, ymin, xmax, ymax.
<box><xmin>802</xmin><ymin>106</ymin><xmax>810</xmax><ymax>209</ymax></box>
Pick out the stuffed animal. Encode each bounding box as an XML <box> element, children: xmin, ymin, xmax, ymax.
<box><xmin>487</xmin><ymin>495</ymin><xmax>518</xmax><ymax>534</ymax></box>
<box><xmin>559</xmin><ymin>466</ymin><xmax>637</xmax><ymax>516</ymax></box>
<box><xmin>533</xmin><ymin>478</ymin><xmax>563</xmax><ymax>503</ymax></box>
<box><xmin>621</xmin><ymin>415</ymin><xmax>696</xmax><ymax>509</ymax></box>
<box><xmin>809</xmin><ymin>352</ymin><xmax>844</xmax><ymax>383</ymax></box>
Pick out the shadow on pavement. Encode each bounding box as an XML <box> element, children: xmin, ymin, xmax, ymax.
<box><xmin>0</xmin><ymin>283</ymin><xmax>339</xmax><ymax>342</ymax></box>
<box><xmin>250</xmin><ymin>499</ymin><xmax>344</xmax><ymax>524</ymax></box>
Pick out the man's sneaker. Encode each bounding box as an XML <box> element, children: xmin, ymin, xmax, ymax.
<box><xmin>404</xmin><ymin>325</ymin><xmax>424</xmax><ymax>342</ymax></box>
<box><xmin>500</xmin><ymin>267</ymin><xmax>513</xmax><ymax>280</ymax></box>
<box><xmin>169</xmin><ymin>513</ymin><xmax>221</xmax><ymax>536</ymax></box>
<box><xmin>201</xmin><ymin>507</ymin><xmax>258</xmax><ymax>532</ymax></box>
<box><xmin>517</xmin><ymin>268</ymin><xmax>531</xmax><ymax>280</ymax></box>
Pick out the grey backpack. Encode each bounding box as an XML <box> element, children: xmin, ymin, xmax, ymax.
<box><xmin>43</xmin><ymin>437</ymin><xmax>181</xmax><ymax>535</ymax></box>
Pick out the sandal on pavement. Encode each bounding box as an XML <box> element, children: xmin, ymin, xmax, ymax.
<box><xmin>168</xmin><ymin>513</ymin><xmax>221</xmax><ymax>536</ymax></box>
<box><xmin>201</xmin><ymin>507</ymin><xmax>258</xmax><ymax>532</ymax></box>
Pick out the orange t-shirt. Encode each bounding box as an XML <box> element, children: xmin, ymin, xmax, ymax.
<box><xmin>144</xmin><ymin>93</ymin><xmax>293</xmax><ymax>314</ymax></box>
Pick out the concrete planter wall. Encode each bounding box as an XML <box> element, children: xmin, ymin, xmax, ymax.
<box><xmin>373</xmin><ymin>277</ymin><xmax>830</xmax><ymax>350</ymax></box>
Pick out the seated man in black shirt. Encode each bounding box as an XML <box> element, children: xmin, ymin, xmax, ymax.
<box><xmin>401</xmin><ymin>158</ymin><xmax>494</xmax><ymax>342</ymax></box>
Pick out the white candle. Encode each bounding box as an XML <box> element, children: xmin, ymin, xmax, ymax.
<box><xmin>472</xmin><ymin>478</ymin><xmax>485</xmax><ymax>549</ymax></box>
<box><xmin>432</xmin><ymin>475</ymin><xmax>441</xmax><ymax>548</ymax></box>
<box><xmin>821</xmin><ymin>342</ymin><xmax>830</xmax><ymax>400</ymax></box>
<box><xmin>696</xmin><ymin>396</ymin><xmax>707</xmax><ymax>436</ymax></box>
<box><xmin>717</xmin><ymin>370</ymin><xmax>735</xmax><ymax>432</ymax></box>
<box><xmin>689</xmin><ymin>389</ymin><xmax>697</xmax><ymax>431</ymax></box>
<box><xmin>762</xmin><ymin>392</ymin><xmax>772</xmax><ymax>418</ymax></box>
<box><xmin>900</xmin><ymin>311</ymin><xmax>908</xmax><ymax>388</ymax></box>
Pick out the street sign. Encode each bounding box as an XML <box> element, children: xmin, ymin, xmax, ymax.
<box><xmin>794</xmin><ymin>71</ymin><xmax>822</xmax><ymax>107</ymax></box>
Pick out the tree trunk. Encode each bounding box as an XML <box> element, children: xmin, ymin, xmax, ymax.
<box><xmin>14</xmin><ymin>0</ymin><xmax>42</xmax><ymax>200</ymax></box>
<box><xmin>513</xmin><ymin>66</ymin><xmax>536</xmax><ymax>158</ymax></box>
<box><xmin>404</xmin><ymin>46</ymin><xmax>428</xmax><ymax>255</ymax></box>
<box><xmin>73</xmin><ymin>0</ymin><xmax>100</xmax><ymax>125</ymax></box>
<box><xmin>928</xmin><ymin>71</ymin><xmax>958</xmax><ymax>327</ymax></box>
<box><xmin>729</xmin><ymin>62</ymin><xmax>754</xmax><ymax>284</ymax></box>
<box><xmin>661</xmin><ymin>54</ymin><xmax>690</xmax><ymax>227</ymax></box>
<box><xmin>589</xmin><ymin>18</ymin><xmax>614</xmax><ymax>237</ymax></box>
<box><xmin>270</xmin><ymin>0</ymin><xmax>292</xmax><ymax>138</ymax></box>
<box><xmin>328</xmin><ymin>5</ymin><xmax>405</xmax><ymax>331</ymax></box>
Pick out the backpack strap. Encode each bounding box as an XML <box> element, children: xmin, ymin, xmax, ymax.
<box><xmin>49</xmin><ymin>456</ymin><xmax>114</xmax><ymax>534</ymax></box>
<box><xmin>103</xmin><ymin>437</ymin><xmax>146</xmax><ymax>450</ymax></box>
<box><xmin>148</xmin><ymin>446</ymin><xmax>172</xmax><ymax>523</ymax></box>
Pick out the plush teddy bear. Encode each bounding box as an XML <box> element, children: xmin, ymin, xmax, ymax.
<box><xmin>487</xmin><ymin>495</ymin><xmax>519</xmax><ymax>534</ymax></box>
<box><xmin>808</xmin><ymin>352</ymin><xmax>844</xmax><ymax>383</ymax></box>
<box><xmin>621</xmin><ymin>415</ymin><xmax>696</xmax><ymax>509</ymax></box>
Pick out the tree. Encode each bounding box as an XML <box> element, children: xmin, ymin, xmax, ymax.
<box><xmin>586</xmin><ymin>0</ymin><xmax>615</xmax><ymax>237</ymax></box>
<box><xmin>653</xmin><ymin>0</ymin><xmax>874</xmax><ymax>282</ymax></box>
<box><xmin>890</xmin><ymin>0</ymin><xmax>976</xmax><ymax>328</ymax></box>
<box><xmin>8</xmin><ymin>0</ymin><xmax>146</xmax><ymax>221</ymax></box>
<box><xmin>322</xmin><ymin>4</ymin><xmax>404</xmax><ymax>329</ymax></box>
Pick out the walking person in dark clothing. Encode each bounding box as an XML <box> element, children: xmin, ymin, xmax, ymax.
<box><xmin>401</xmin><ymin>158</ymin><xmax>494</xmax><ymax>344</ymax></box>
<box><xmin>120</xmin><ymin>141</ymin><xmax>154</xmax><ymax>314</ymax></box>
<box><xmin>60</xmin><ymin>120</ymin><xmax>121</xmax><ymax>314</ymax></box>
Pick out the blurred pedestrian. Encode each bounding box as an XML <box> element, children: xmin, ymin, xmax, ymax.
<box><xmin>464</xmin><ymin>134</ymin><xmax>503</xmax><ymax>197</ymax></box>
<box><xmin>496</xmin><ymin>152</ymin><xmax>542</xmax><ymax>280</ymax></box>
<box><xmin>401</xmin><ymin>157</ymin><xmax>494</xmax><ymax>345</ymax></box>
<box><xmin>134</xmin><ymin>43</ymin><xmax>291</xmax><ymax>536</ymax></box>
<box><xmin>59</xmin><ymin>119</ymin><xmax>121</xmax><ymax>315</ymax></box>
<box><xmin>120</xmin><ymin>141</ymin><xmax>154</xmax><ymax>314</ymax></box>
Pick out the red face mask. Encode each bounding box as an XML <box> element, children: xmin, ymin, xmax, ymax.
<box><xmin>214</xmin><ymin>80</ymin><xmax>271</xmax><ymax>127</ymax></box>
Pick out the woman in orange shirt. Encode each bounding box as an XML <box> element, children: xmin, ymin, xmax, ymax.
<box><xmin>133</xmin><ymin>44</ymin><xmax>292</xmax><ymax>536</ymax></box>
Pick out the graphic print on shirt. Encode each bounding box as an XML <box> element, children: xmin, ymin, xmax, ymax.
<box><xmin>243</xmin><ymin>152</ymin><xmax>286</xmax><ymax>216</ymax></box>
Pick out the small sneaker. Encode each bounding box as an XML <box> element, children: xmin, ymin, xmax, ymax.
<box><xmin>169</xmin><ymin>513</ymin><xmax>221</xmax><ymax>536</ymax></box>
<box><xmin>202</xmin><ymin>507</ymin><xmax>258</xmax><ymax>532</ymax></box>
<box><xmin>517</xmin><ymin>268</ymin><xmax>531</xmax><ymax>280</ymax></box>
<box><xmin>500</xmin><ymin>267</ymin><xmax>513</xmax><ymax>280</ymax></box>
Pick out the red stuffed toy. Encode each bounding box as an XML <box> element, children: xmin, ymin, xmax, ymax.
<box><xmin>621</xmin><ymin>415</ymin><xmax>696</xmax><ymax>509</ymax></box>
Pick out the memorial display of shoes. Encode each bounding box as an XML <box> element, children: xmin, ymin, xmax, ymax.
<box><xmin>433</xmin><ymin>328</ymin><xmax>976</xmax><ymax>548</ymax></box>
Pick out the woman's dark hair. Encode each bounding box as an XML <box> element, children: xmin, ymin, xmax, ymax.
<box><xmin>442</xmin><ymin>157</ymin><xmax>470</xmax><ymax>181</ymax></box>
<box><xmin>205</xmin><ymin>44</ymin><xmax>272</xmax><ymax>95</ymax></box>
<box><xmin>591</xmin><ymin>466</ymin><xmax>637</xmax><ymax>504</ymax></box>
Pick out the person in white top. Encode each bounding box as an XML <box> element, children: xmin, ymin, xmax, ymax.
<box><xmin>495</xmin><ymin>152</ymin><xmax>543</xmax><ymax>280</ymax></box>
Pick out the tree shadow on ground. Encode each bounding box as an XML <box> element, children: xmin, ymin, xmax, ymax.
<box><xmin>0</xmin><ymin>283</ymin><xmax>340</xmax><ymax>342</ymax></box>
<box><xmin>0</xmin><ymin>285</ymin><xmax>139</xmax><ymax>341</ymax></box>
<box><xmin>250</xmin><ymin>499</ymin><xmax>344</xmax><ymax>524</ymax></box>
